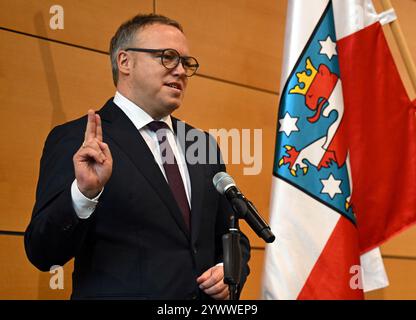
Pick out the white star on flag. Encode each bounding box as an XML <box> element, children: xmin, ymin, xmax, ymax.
<box><xmin>279</xmin><ymin>112</ymin><xmax>299</xmax><ymax>137</ymax></box>
<box><xmin>319</xmin><ymin>36</ymin><xmax>337</xmax><ymax>60</ymax></box>
<box><xmin>320</xmin><ymin>174</ymin><xmax>342</xmax><ymax>199</ymax></box>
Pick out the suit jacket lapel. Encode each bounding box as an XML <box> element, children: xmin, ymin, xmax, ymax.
<box><xmin>99</xmin><ymin>100</ymin><xmax>190</xmax><ymax>240</ymax></box>
<box><xmin>172</xmin><ymin>118</ymin><xmax>205</xmax><ymax>244</ymax></box>
<box><xmin>188</xmin><ymin>161</ymin><xmax>205</xmax><ymax>244</ymax></box>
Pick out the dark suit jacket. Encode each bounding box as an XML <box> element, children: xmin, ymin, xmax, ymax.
<box><xmin>24</xmin><ymin>98</ymin><xmax>250</xmax><ymax>299</ymax></box>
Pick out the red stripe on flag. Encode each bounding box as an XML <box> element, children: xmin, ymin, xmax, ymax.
<box><xmin>298</xmin><ymin>217</ymin><xmax>364</xmax><ymax>300</ymax></box>
<box><xmin>336</xmin><ymin>22</ymin><xmax>416</xmax><ymax>252</ymax></box>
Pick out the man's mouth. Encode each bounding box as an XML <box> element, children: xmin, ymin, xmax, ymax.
<box><xmin>165</xmin><ymin>82</ymin><xmax>183</xmax><ymax>91</ymax></box>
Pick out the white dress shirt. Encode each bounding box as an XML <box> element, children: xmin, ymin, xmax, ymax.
<box><xmin>71</xmin><ymin>91</ymin><xmax>192</xmax><ymax>219</ymax></box>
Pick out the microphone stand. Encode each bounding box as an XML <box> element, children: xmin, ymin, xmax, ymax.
<box><xmin>222</xmin><ymin>198</ymin><xmax>246</xmax><ymax>300</ymax></box>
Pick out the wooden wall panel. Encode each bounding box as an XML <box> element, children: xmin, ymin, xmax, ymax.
<box><xmin>0</xmin><ymin>30</ymin><xmax>114</xmax><ymax>232</ymax></box>
<box><xmin>365</xmin><ymin>257</ymin><xmax>416</xmax><ymax>300</ymax></box>
<box><xmin>389</xmin><ymin>0</ymin><xmax>416</xmax><ymax>71</ymax></box>
<box><xmin>0</xmin><ymin>234</ymin><xmax>72</xmax><ymax>299</ymax></box>
<box><xmin>0</xmin><ymin>0</ymin><xmax>153</xmax><ymax>52</ymax></box>
<box><xmin>240</xmin><ymin>248</ymin><xmax>264</xmax><ymax>300</ymax></box>
<box><xmin>388</xmin><ymin>0</ymin><xmax>416</xmax><ymax>98</ymax></box>
<box><xmin>373</xmin><ymin>0</ymin><xmax>416</xmax><ymax>98</ymax></box>
<box><xmin>174</xmin><ymin>76</ymin><xmax>279</xmax><ymax>248</ymax></box>
<box><xmin>0</xmin><ymin>235</ymin><xmax>38</xmax><ymax>299</ymax></box>
<box><xmin>156</xmin><ymin>0</ymin><xmax>287</xmax><ymax>92</ymax></box>
<box><xmin>381</xmin><ymin>225</ymin><xmax>416</xmax><ymax>258</ymax></box>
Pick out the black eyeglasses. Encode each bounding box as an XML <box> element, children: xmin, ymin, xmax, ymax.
<box><xmin>125</xmin><ymin>48</ymin><xmax>199</xmax><ymax>77</ymax></box>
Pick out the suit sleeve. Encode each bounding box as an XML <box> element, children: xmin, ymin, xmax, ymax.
<box><xmin>24</xmin><ymin>123</ymin><xmax>93</xmax><ymax>272</ymax></box>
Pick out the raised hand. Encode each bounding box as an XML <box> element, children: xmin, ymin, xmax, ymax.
<box><xmin>73</xmin><ymin>110</ymin><xmax>113</xmax><ymax>198</ymax></box>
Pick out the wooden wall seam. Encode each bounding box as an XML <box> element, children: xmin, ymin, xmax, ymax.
<box><xmin>196</xmin><ymin>74</ymin><xmax>279</xmax><ymax>96</ymax></box>
<box><xmin>381</xmin><ymin>255</ymin><xmax>416</xmax><ymax>261</ymax></box>
<box><xmin>0</xmin><ymin>26</ymin><xmax>108</xmax><ymax>55</ymax></box>
<box><xmin>0</xmin><ymin>231</ymin><xmax>25</xmax><ymax>237</ymax></box>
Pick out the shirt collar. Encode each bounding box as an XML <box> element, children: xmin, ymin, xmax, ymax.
<box><xmin>113</xmin><ymin>91</ymin><xmax>173</xmax><ymax>132</ymax></box>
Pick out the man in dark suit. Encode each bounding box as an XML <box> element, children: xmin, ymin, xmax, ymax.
<box><xmin>24</xmin><ymin>14</ymin><xmax>250</xmax><ymax>299</ymax></box>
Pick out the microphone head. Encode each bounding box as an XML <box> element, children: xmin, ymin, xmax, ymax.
<box><xmin>212</xmin><ymin>172</ymin><xmax>235</xmax><ymax>195</ymax></box>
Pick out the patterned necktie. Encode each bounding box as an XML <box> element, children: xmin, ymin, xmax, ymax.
<box><xmin>147</xmin><ymin>121</ymin><xmax>191</xmax><ymax>230</ymax></box>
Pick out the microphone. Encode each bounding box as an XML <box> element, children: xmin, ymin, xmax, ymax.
<box><xmin>213</xmin><ymin>172</ymin><xmax>276</xmax><ymax>243</ymax></box>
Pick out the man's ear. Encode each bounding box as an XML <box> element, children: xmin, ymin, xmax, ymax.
<box><xmin>118</xmin><ymin>51</ymin><xmax>131</xmax><ymax>76</ymax></box>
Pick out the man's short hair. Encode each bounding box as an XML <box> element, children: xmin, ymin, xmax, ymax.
<box><xmin>109</xmin><ymin>14</ymin><xmax>184</xmax><ymax>86</ymax></box>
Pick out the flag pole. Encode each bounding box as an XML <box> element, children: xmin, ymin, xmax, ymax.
<box><xmin>380</xmin><ymin>0</ymin><xmax>416</xmax><ymax>93</ymax></box>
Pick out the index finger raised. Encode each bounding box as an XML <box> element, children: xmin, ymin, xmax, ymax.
<box><xmin>84</xmin><ymin>109</ymin><xmax>97</xmax><ymax>141</ymax></box>
<box><xmin>95</xmin><ymin>113</ymin><xmax>103</xmax><ymax>142</ymax></box>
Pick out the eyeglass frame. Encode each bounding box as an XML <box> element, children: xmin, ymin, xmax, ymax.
<box><xmin>124</xmin><ymin>48</ymin><xmax>199</xmax><ymax>77</ymax></box>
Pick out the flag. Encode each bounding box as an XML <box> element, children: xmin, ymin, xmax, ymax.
<box><xmin>262</xmin><ymin>0</ymin><xmax>416</xmax><ymax>299</ymax></box>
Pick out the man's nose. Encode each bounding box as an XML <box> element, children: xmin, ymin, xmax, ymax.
<box><xmin>172</xmin><ymin>59</ymin><xmax>187</xmax><ymax>76</ymax></box>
